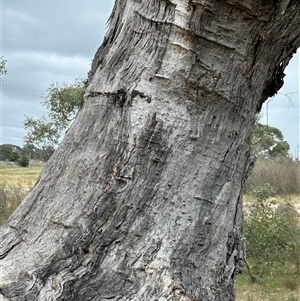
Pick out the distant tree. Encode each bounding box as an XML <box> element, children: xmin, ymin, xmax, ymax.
<box><xmin>24</xmin><ymin>78</ymin><xmax>85</xmax><ymax>155</ymax></box>
<box><xmin>43</xmin><ymin>78</ymin><xmax>85</xmax><ymax>128</ymax></box>
<box><xmin>21</xmin><ymin>143</ymin><xmax>53</xmax><ymax>162</ymax></box>
<box><xmin>0</xmin><ymin>56</ymin><xmax>7</xmax><ymax>81</ymax></box>
<box><xmin>24</xmin><ymin>116</ymin><xmax>59</xmax><ymax>157</ymax></box>
<box><xmin>0</xmin><ymin>144</ymin><xmax>13</xmax><ymax>161</ymax></box>
<box><xmin>0</xmin><ymin>144</ymin><xmax>21</xmax><ymax>161</ymax></box>
<box><xmin>252</xmin><ymin>117</ymin><xmax>290</xmax><ymax>158</ymax></box>
<box><xmin>21</xmin><ymin>144</ymin><xmax>36</xmax><ymax>160</ymax></box>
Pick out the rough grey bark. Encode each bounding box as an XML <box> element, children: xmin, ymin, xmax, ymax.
<box><xmin>1</xmin><ymin>1</ymin><xmax>299</xmax><ymax>300</ymax></box>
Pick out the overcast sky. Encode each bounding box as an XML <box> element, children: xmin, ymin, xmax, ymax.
<box><xmin>1</xmin><ymin>1</ymin><xmax>299</xmax><ymax>156</ymax></box>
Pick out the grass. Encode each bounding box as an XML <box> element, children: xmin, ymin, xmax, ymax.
<box><xmin>236</xmin><ymin>260</ymin><xmax>300</xmax><ymax>301</ymax></box>
<box><xmin>245</xmin><ymin>159</ymin><xmax>300</xmax><ymax>195</ymax></box>
<box><xmin>0</xmin><ymin>161</ymin><xmax>44</xmax><ymax>225</ymax></box>
<box><xmin>0</xmin><ymin>161</ymin><xmax>44</xmax><ymax>188</ymax></box>
<box><xmin>243</xmin><ymin>193</ymin><xmax>300</xmax><ymax>204</ymax></box>
<box><xmin>0</xmin><ymin>183</ymin><xmax>28</xmax><ymax>225</ymax></box>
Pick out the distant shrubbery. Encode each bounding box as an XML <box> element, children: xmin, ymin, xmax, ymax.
<box><xmin>245</xmin><ymin>158</ymin><xmax>300</xmax><ymax>195</ymax></box>
<box><xmin>0</xmin><ymin>143</ymin><xmax>53</xmax><ymax>165</ymax></box>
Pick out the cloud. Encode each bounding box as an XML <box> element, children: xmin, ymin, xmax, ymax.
<box><xmin>261</xmin><ymin>50</ymin><xmax>299</xmax><ymax>153</ymax></box>
<box><xmin>1</xmin><ymin>0</ymin><xmax>114</xmax><ymax>146</ymax></box>
<box><xmin>2</xmin><ymin>1</ymin><xmax>113</xmax><ymax>56</ymax></box>
<box><xmin>1</xmin><ymin>0</ymin><xmax>299</xmax><ymax>154</ymax></box>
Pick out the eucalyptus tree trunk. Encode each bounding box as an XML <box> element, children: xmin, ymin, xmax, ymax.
<box><xmin>1</xmin><ymin>1</ymin><xmax>299</xmax><ymax>300</ymax></box>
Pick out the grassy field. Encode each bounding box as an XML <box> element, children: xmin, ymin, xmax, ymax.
<box><xmin>0</xmin><ymin>162</ymin><xmax>45</xmax><ymax>225</ymax></box>
<box><xmin>0</xmin><ymin>161</ymin><xmax>44</xmax><ymax>188</ymax></box>
<box><xmin>236</xmin><ymin>260</ymin><xmax>300</xmax><ymax>301</ymax></box>
<box><xmin>243</xmin><ymin>193</ymin><xmax>300</xmax><ymax>204</ymax></box>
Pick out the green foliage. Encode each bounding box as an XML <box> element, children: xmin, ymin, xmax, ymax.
<box><xmin>0</xmin><ymin>144</ymin><xmax>21</xmax><ymax>161</ymax></box>
<box><xmin>9</xmin><ymin>151</ymin><xmax>20</xmax><ymax>162</ymax></box>
<box><xmin>23</xmin><ymin>78</ymin><xmax>86</xmax><ymax>154</ymax></box>
<box><xmin>244</xmin><ymin>184</ymin><xmax>299</xmax><ymax>279</ymax></box>
<box><xmin>24</xmin><ymin>116</ymin><xmax>60</xmax><ymax>152</ymax></box>
<box><xmin>18</xmin><ymin>155</ymin><xmax>30</xmax><ymax>167</ymax></box>
<box><xmin>252</xmin><ymin>119</ymin><xmax>290</xmax><ymax>158</ymax></box>
<box><xmin>22</xmin><ymin>144</ymin><xmax>36</xmax><ymax>159</ymax></box>
<box><xmin>279</xmin><ymin>204</ymin><xmax>300</xmax><ymax>273</ymax></box>
<box><xmin>0</xmin><ymin>144</ymin><xmax>54</xmax><ymax>163</ymax></box>
<box><xmin>43</xmin><ymin>78</ymin><xmax>85</xmax><ymax>128</ymax></box>
<box><xmin>21</xmin><ymin>144</ymin><xmax>54</xmax><ymax>162</ymax></box>
<box><xmin>250</xmin><ymin>183</ymin><xmax>276</xmax><ymax>202</ymax></box>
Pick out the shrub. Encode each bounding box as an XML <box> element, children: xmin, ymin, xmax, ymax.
<box><xmin>245</xmin><ymin>158</ymin><xmax>300</xmax><ymax>194</ymax></box>
<box><xmin>278</xmin><ymin>204</ymin><xmax>300</xmax><ymax>273</ymax></box>
<box><xmin>18</xmin><ymin>155</ymin><xmax>30</xmax><ymax>167</ymax></box>
<box><xmin>9</xmin><ymin>151</ymin><xmax>20</xmax><ymax>162</ymax></box>
<box><xmin>243</xmin><ymin>184</ymin><xmax>299</xmax><ymax>279</ymax></box>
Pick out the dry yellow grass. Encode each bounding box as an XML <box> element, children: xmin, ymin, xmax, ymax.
<box><xmin>243</xmin><ymin>193</ymin><xmax>300</xmax><ymax>204</ymax></box>
<box><xmin>236</xmin><ymin>275</ymin><xmax>300</xmax><ymax>301</ymax></box>
<box><xmin>236</xmin><ymin>288</ymin><xmax>300</xmax><ymax>301</ymax></box>
<box><xmin>0</xmin><ymin>162</ymin><xmax>44</xmax><ymax>189</ymax></box>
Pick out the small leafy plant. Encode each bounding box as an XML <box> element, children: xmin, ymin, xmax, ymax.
<box><xmin>244</xmin><ymin>184</ymin><xmax>298</xmax><ymax>279</ymax></box>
